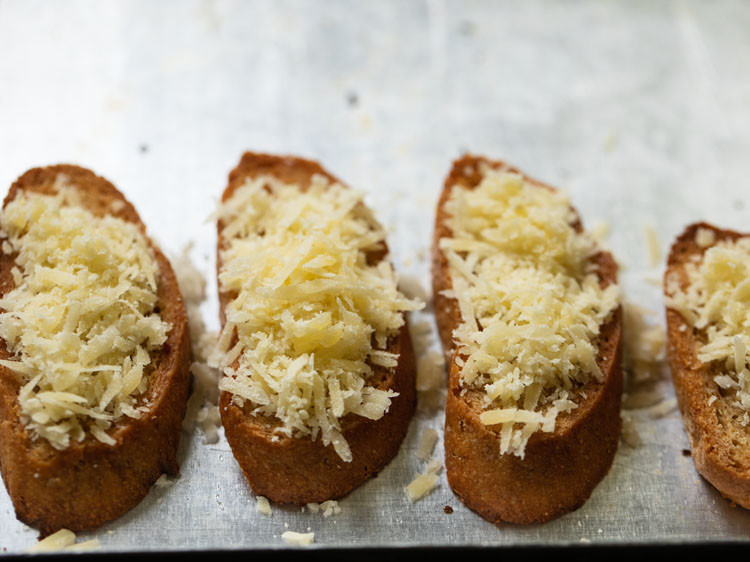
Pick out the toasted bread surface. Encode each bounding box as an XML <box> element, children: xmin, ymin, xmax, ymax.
<box><xmin>0</xmin><ymin>165</ymin><xmax>191</xmax><ymax>536</ymax></box>
<box><xmin>665</xmin><ymin>222</ymin><xmax>750</xmax><ymax>508</ymax></box>
<box><xmin>217</xmin><ymin>152</ymin><xmax>416</xmax><ymax>504</ymax></box>
<box><xmin>432</xmin><ymin>155</ymin><xmax>622</xmax><ymax>524</ymax></box>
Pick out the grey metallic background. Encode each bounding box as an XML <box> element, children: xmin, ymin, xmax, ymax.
<box><xmin>1</xmin><ymin>0</ymin><xmax>750</xmax><ymax>553</ymax></box>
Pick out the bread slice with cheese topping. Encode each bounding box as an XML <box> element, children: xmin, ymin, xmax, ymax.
<box><xmin>432</xmin><ymin>155</ymin><xmax>622</xmax><ymax>524</ymax></box>
<box><xmin>214</xmin><ymin>152</ymin><xmax>419</xmax><ymax>504</ymax></box>
<box><xmin>0</xmin><ymin>165</ymin><xmax>191</xmax><ymax>536</ymax></box>
<box><xmin>665</xmin><ymin>223</ymin><xmax>750</xmax><ymax>507</ymax></box>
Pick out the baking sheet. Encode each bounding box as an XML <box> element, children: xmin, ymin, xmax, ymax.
<box><xmin>2</xmin><ymin>0</ymin><xmax>750</xmax><ymax>553</ymax></box>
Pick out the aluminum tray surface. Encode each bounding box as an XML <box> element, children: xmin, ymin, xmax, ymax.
<box><xmin>1</xmin><ymin>0</ymin><xmax>750</xmax><ymax>553</ymax></box>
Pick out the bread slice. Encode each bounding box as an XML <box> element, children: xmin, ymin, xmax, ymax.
<box><xmin>665</xmin><ymin>222</ymin><xmax>750</xmax><ymax>507</ymax></box>
<box><xmin>432</xmin><ymin>155</ymin><xmax>623</xmax><ymax>524</ymax></box>
<box><xmin>0</xmin><ymin>165</ymin><xmax>191</xmax><ymax>536</ymax></box>
<box><xmin>217</xmin><ymin>152</ymin><xmax>416</xmax><ymax>504</ymax></box>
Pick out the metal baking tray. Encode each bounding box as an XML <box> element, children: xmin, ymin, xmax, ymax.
<box><xmin>2</xmin><ymin>0</ymin><xmax>750</xmax><ymax>553</ymax></box>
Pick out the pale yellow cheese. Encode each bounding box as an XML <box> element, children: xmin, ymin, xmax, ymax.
<box><xmin>0</xmin><ymin>179</ymin><xmax>169</xmax><ymax>449</ymax></box>
<box><xmin>666</xmin><ymin>237</ymin><xmax>750</xmax><ymax>419</ymax></box>
<box><xmin>440</xmin><ymin>168</ymin><xmax>619</xmax><ymax>457</ymax></box>
<box><xmin>213</xmin><ymin>174</ymin><xmax>422</xmax><ymax>462</ymax></box>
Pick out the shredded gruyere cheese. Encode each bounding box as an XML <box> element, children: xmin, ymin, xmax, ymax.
<box><xmin>256</xmin><ymin>495</ymin><xmax>272</xmax><ymax>516</ymax></box>
<box><xmin>439</xmin><ymin>168</ymin><xmax>619</xmax><ymax>458</ymax></box>
<box><xmin>282</xmin><ymin>531</ymin><xmax>315</xmax><ymax>546</ymax></box>
<box><xmin>405</xmin><ymin>459</ymin><xmax>442</xmax><ymax>502</ymax></box>
<box><xmin>0</xmin><ymin>179</ymin><xmax>169</xmax><ymax>450</ymax></box>
<box><xmin>213</xmin><ymin>174</ymin><xmax>422</xmax><ymax>462</ymax></box>
<box><xmin>666</xmin><ymin>237</ymin><xmax>750</xmax><ymax>420</ymax></box>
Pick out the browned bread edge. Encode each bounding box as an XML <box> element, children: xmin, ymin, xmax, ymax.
<box><xmin>217</xmin><ymin>152</ymin><xmax>416</xmax><ymax>504</ymax></box>
<box><xmin>432</xmin><ymin>154</ymin><xmax>623</xmax><ymax>524</ymax></box>
<box><xmin>665</xmin><ymin>221</ymin><xmax>750</xmax><ymax>507</ymax></box>
<box><xmin>0</xmin><ymin>165</ymin><xmax>191</xmax><ymax>536</ymax></box>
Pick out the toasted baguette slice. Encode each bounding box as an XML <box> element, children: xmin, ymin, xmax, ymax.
<box><xmin>217</xmin><ymin>152</ymin><xmax>416</xmax><ymax>504</ymax></box>
<box><xmin>665</xmin><ymin>222</ymin><xmax>750</xmax><ymax>507</ymax></box>
<box><xmin>0</xmin><ymin>165</ymin><xmax>191</xmax><ymax>536</ymax></box>
<box><xmin>432</xmin><ymin>155</ymin><xmax>622</xmax><ymax>524</ymax></box>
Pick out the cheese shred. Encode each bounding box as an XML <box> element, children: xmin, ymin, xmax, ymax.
<box><xmin>666</xmin><ymin>237</ymin><xmax>750</xmax><ymax>420</ymax></box>
<box><xmin>213</xmin><ymin>174</ymin><xmax>422</xmax><ymax>462</ymax></box>
<box><xmin>0</xmin><ymin>179</ymin><xmax>169</xmax><ymax>450</ymax></box>
<box><xmin>440</xmin><ymin>167</ymin><xmax>619</xmax><ymax>457</ymax></box>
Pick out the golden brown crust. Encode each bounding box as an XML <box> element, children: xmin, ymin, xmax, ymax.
<box><xmin>0</xmin><ymin>165</ymin><xmax>191</xmax><ymax>536</ymax></box>
<box><xmin>665</xmin><ymin>222</ymin><xmax>750</xmax><ymax>508</ymax></box>
<box><xmin>433</xmin><ymin>154</ymin><xmax>623</xmax><ymax>524</ymax></box>
<box><xmin>217</xmin><ymin>152</ymin><xmax>416</xmax><ymax>504</ymax></box>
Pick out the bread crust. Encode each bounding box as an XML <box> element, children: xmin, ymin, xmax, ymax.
<box><xmin>0</xmin><ymin>165</ymin><xmax>191</xmax><ymax>536</ymax></box>
<box><xmin>217</xmin><ymin>152</ymin><xmax>416</xmax><ymax>504</ymax></box>
<box><xmin>432</xmin><ymin>155</ymin><xmax>622</xmax><ymax>524</ymax></box>
<box><xmin>665</xmin><ymin>222</ymin><xmax>750</xmax><ymax>508</ymax></box>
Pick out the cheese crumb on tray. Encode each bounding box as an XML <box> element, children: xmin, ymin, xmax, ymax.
<box><xmin>281</xmin><ymin>531</ymin><xmax>315</xmax><ymax>546</ymax></box>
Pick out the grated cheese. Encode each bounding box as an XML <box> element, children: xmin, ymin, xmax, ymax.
<box><xmin>666</xmin><ymin>237</ymin><xmax>750</xmax><ymax>421</ymax></box>
<box><xmin>281</xmin><ymin>531</ymin><xmax>315</xmax><ymax>546</ymax></box>
<box><xmin>416</xmin><ymin>350</ymin><xmax>444</xmax><ymax>391</ymax></box>
<box><xmin>26</xmin><ymin>528</ymin><xmax>100</xmax><ymax>553</ymax></box>
<box><xmin>172</xmin><ymin>243</ymin><xmax>223</xmax><ymax>444</ymax></box>
<box><xmin>0</xmin><ymin>181</ymin><xmax>170</xmax><ymax>449</ymax></box>
<box><xmin>319</xmin><ymin>499</ymin><xmax>341</xmax><ymax>517</ymax></box>
<box><xmin>439</xmin><ymin>168</ymin><xmax>619</xmax><ymax>457</ymax></box>
<box><xmin>645</xmin><ymin>225</ymin><xmax>661</xmax><ymax>267</ymax></box>
<box><xmin>644</xmin><ymin>397</ymin><xmax>678</xmax><ymax>419</ymax></box>
<box><xmin>256</xmin><ymin>495</ymin><xmax>272</xmax><ymax>516</ymax></box>
<box><xmin>695</xmin><ymin>227</ymin><xmax>716</xmax><ymax>248</ymax></box>
<box><xmin>623</xmin><ymin>303</ymin><xmax>666</xmax><ymax>385</ymax></box>
<box><xmin>416</xmin><ymin>427</ymin><xmax>438</xmax><ymax>461</ymax></box>
<box><xmin>620</xmin><ymin>412</ymin><xmax>641</xmax><ymax>448</ymax></box>
<box><xmin>405</xmin><ymin>458</ymin><xmax>442</xmax><ymax>502</ymax></box>
<box><xmin>213</xmin><ymin>175</ymin><xmax>422</xmax><ymax>461</ymax></box>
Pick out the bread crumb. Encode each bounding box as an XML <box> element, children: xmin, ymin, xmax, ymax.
<box><xmin>416</xmin><ymin>428</ymin><xmax>438</xmax><ymax>461</ymax></box>
<box><xmin>580</xmin><ymin>538</ymin><xmax>591</xmax><ymax>544</ymax></box>
<box><xmin>281</xmin><ymin>531</ymin><xmax>315</xmax><ymax>546</ymax></box>
<box><xmin>256</xmin><ymin>495</ymin><xmax>272</xmax><ymax>516</ymax></box>
<box><xmin>306</xmin><ymin>502</ymin><xmax>320</xmax><ymax>514</ymax></box>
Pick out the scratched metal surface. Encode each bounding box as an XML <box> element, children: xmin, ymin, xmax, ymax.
<box><xmin>1</xmin><ymin>0</ymin><xmax>750</xmax><ymax>553</ymax></box>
